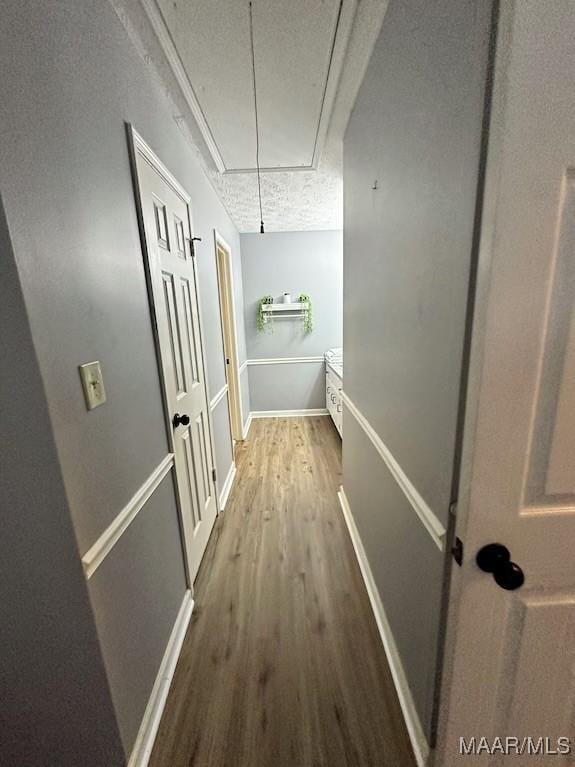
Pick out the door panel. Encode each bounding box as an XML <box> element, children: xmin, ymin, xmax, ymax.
<box><xmin>505</xmin><ymin>594</ymin><xmax>575</xmax><ymax>742</ymax></box>
<box><xmin>162</xmin><ymin>271</ymin><xmax>187</xmax><ymax>397</ymax></box>
<box><xmin>527</xmin><ymin>173</ymin><xmax>575</xmax><ymax>506</ymax></box>
<box><xmin>132</xmin><ymin>134</ymin><xmax>217</xmax><ymax>583</ymax></box>
<box><xmin>440</xmin><ymin>2</ymin><xmax>575</xmax><ymax>761</ymax></box>
<box><xmin>153</xmin><ymin>198</ymin><xmax>169</xmax><ymax>248</ymax></box>
<box><xmin>180</xmin><ymin>277</ymin><xmax>200</xmax><ymax>387</ymax></box>
<box><xmin>182</xmin><ymin>430</ymin><xmax>201</xmax><ymax>529</ymax></box>
<box><xmin>173</xmin><ymin>215</ymin><xmax>186</xmax><ymax>259</ymax></box>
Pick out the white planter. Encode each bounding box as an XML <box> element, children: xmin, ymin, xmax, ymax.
<box><xmin>283</xmin><ymin>292</ymin><xmax>292</xmax><ymax>304</ymax></box>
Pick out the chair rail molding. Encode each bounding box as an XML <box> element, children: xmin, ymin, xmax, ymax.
<box><xmin>247</xmin><ymin>356</ymin><xmax>324</xmax><ymax>365</ymax></box>
<box><xmin>209</xmin><ymin>383</ymin><xmax>228</xmax><ymax>411</ymax></box>
<box><xmin>82</xmin><ymin>454</ymin><xmax>174</xmax><ymax>579</ymax></box>
<box><xmin>341</xmin><ymin>391</ymin><xmax>446</xmax><ymax>550</ymax></box>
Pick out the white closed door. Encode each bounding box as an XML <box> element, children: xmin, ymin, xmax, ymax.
<box><xmin>131</xmin><ymin>131</ymin><xmax>217</xmax><ymax>583</ymax></box>
<box><xmin>440</xmin><ymin>2</ymin><xmax>575</xmax><ymax>763</ymax></box>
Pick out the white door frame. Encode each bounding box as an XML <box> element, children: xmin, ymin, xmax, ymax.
<box><xmin>433</xmin><ymin>2</ymin><xmax>512</xmax><ymax>753</ymax></box>
<box><xmin>126</xmin><ymin>124</ymin><xmax>221</xmax><ymax>587</ymax></box>
<box><xmin>434</xmin><ymin>5</ymin><xmax>509</xmax><ymax>748</ymax></box>
<box><xmin>213</xmin><ymin>230</ymin><xmax>244</xmax><ymax>443</ymax></box>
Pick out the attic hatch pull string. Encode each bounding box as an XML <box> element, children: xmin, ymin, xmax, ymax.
<box><xmin>249</xmin><ymin>1</ymin><xmax>265</xmax><ymax>234</ymax></box>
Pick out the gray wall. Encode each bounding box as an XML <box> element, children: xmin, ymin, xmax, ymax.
<box><xmin>0</xmin><ymin>199</ymin><xmax>125</xmax><ymax>767</ymax></box>
<box><xmin>0</xmin><ymin>0</ymin><xmax>246</xmax><ymax>756</ymax></box>
<box><xmin>343</xmin><ymin>0</ymin><xmax>493</xmax><ymax>738</ymax></box>
<box><xmin>241</xmin><ymin>230</ymin><xmax>342</xmax><ymax>412</ymax></box>
<box><xmin>343</xmin><ymin>413</ymin><xmax>444</xmax><ymax>732</ymax></box>
<box><xmin>88</xmin><ymin>474</ymin><xmax>187</xmax><ymax>750</ymax></box>
<box><xmin>248</xmin><ymin>362</ymin><xmax>327</xmax><ymax>413</ymax></box>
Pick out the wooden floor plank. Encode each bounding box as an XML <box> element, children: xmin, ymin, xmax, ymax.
<box><xmin>149</xmin><ymin>416</ymin><xmax>416</xmax><ymax>767</ymax></box>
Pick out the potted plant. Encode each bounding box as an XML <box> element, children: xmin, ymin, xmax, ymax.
<box><xmin>299</xmin><ymin>293</ymin><xmax>313</xmax><ymax>333</ymax></box>
<box><xmin>257</xmin><ymin>295</ymin><xmax>274</xmax><ymax>332</ymax></box>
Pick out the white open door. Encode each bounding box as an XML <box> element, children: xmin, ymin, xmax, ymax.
<box><xmin>128</xmin><ymin>128</ymin><xmax>218</xmax><ymax>584</ymax></box>
<box><xmin>438</xmin><ymin>2</ymin><xmax>575</xmax><ymax>763</ymax></box>
<box><xmin>214</xmin><ymin>231</ymin><xmax>244</xmax><ymax>444</ymax></box>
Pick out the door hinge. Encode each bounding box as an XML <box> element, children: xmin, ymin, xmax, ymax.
<box><xmin>212</xmin><ymin>468</ymin><xmax>217</xmax><ymax>483</ymax></box>
<box><xmin>452</xmin><ymin>536</ymin><xmax>463</xmax><ymax>566</ymax></box>
<box><xmin>226</xmin><ymin>357</ymin><xmax>230</xmax><ymax>365</ymax></box>
<box><xmin>449</xmin><ymin>500</ymin><xmax>463</xmax><ymax>566</ymax></box>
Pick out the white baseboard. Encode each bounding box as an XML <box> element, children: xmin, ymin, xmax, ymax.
<box><xmin>250</xmin><ymin>408</ymin><xmax>329</xmax><ymax>418</ymax></box>
<box><xmin>128</xmin><ymin>590</ymin><xmax>193</xmax><ymax>767</ymax></box>
<box><xmin>219</xmin><ymin>462</ymin><xmax>237</xmax><ymax>511</ymax></box>
<box><xmin>243</xmin><ymin>413</ymin><xmax>253</xmax><ymax>439</ymax></box>
<box><xmin>337</xmin><ymin>488</ymin><xmax>429</xmax><ymax>767</ymax></box>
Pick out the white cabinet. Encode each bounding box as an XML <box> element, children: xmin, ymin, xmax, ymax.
<box><xmin>326</xmin><ymin>365</ymin><xmax>343</xmax><ymax>437</ymax></box>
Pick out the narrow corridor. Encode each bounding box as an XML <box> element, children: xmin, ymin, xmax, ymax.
<box><xmin>150</xmin><ymin>417</ymin><xmax>415</xmax><ymax>767</ymax></box>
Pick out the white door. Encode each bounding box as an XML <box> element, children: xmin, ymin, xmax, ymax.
<box><xmin>130</xmin><ymin>130</ymin><xmax>218</xmax><ymax>583</ymax></box>
<box><xmin>439</xmin><ymin>2</ymin><xmax>575</xmax><ymax>763</ymax></box>
<box><xmin>214</xmin><ymin>233</ymin><xmax>243</xmax><ymax>443</ymax></box>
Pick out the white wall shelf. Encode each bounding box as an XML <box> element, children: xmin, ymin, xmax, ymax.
<box><xmin>261</xmin><ymin>302</ymin><xmax>309</xmax><ymax>312</ymax></box>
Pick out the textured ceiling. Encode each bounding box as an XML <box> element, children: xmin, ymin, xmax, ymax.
<box><xmin>210</xmin><ymin>143</ymin><xmax>344</xmax><ymax>232</ymax></box>
<box><xmin>111</xmin><ymin>0</ymin><xmax>390</xmax><ymax>231</ymax></box>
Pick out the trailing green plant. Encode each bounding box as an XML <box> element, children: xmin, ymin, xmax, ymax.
<box><xmin>257</xmin><ymin>295</ymin><xmax>274</xmax><ymax>332</ymax></box>
<box><xmin>299</xmin><ymin>293</ymin><xmax>313</xmax><ymax>333</ymax></box>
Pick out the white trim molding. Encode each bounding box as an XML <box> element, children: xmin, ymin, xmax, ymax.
<box><xmin>139</xmin><ymin>0</ymin><xmax>226</xmax><ymax>173</ymax></box>
<box><xmin>129</xmin><ymin>127</ymin><xmax>191</xmax><ymax>203</ymax></box>
<box><xmin>82</xmin><ymin>454</ymin><xmax>174</xmax><ymax>579</ymax></box>
<box><xmin>128</xmin><ymin>591</ymin><xmax>194</xmax><ymax>767</ymax></box>
<box><xmin>140</xmin><ymin>0</ymin><xmax>358</xmax><ymax>175</ymax></box>
<box><xmin>248</xmin><ymin>356</ymin><xmax>324</xmax><ymax>366</ymax></box>
<box><xmin>219</xmin><ymin>462</ymin><xmax>237</xmax><ymax>511</ymax></box>
<box><xmin>251</xmin><ymin>408</ymin><xmax>329</xmax><ymax>418</ymax></box>
<box><xmin>341</xmin><ymin>391</ymin><xmax>446</xmax><ymax>550</ymax></box>
<box><xmin>239</xmin><ymin>360</ymin><xmax>248</xmax><ymax>375</ymax></box>
<box><xmin>338</xmin><ymin>489</ymin><xmax>429</xmax><ymax>767</ymax></box>
<box><xmin>209</xmin><ymin>383</ymin><xmax>228</xmax><ymax>411</ymax></box>
<box><xmin>243</xmin><ymin>412</ymin><xmax>253</xmax><ymax>439</ymax></box>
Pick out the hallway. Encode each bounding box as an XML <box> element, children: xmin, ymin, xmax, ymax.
<box><xmin>149</xmin><ymin>417</ymin><xmax>415</xmax><ymax>767</ymax></box>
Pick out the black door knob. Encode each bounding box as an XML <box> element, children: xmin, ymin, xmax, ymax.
<box><xmin>172</xmin><ymin>412</ymin><xmax>190</xmax><ymax>428</ymax></box>
<box><xmin>476</xmin><ymin>543</ymin><xmax>524</xmax><ymax>591</ymax></box>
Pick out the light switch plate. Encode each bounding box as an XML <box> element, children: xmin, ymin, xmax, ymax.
<box><xmin>79</xmin><ymin>361</ymin><xmax>107</xmax><ymax>410</ymax></box>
